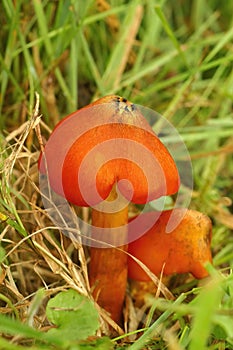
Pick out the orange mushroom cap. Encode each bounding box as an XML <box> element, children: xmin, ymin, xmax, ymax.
<box><xmin>128</xmin><ymin>209</ymin><xmax>212</xmax><ymax>280</ymax></box>
<box><xmin>39</xmin><ymin>96</ymin><xmax>180</xmax><ymax>207</ymax></box>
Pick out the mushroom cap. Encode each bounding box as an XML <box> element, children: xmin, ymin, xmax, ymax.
<box><xmin>39</xmin><ymin>95</ymin><xmax>180</xmax><ymax>207</ymax></box>
<box><xmin>128</xmin><ymin>209</ymin><xmax>212</xmax><ymax>280</ymax></box>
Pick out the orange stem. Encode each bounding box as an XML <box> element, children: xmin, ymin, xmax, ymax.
<box><xmin>89</xmin><ymin>186</ymin><xmax>128</xmax><ymax>324</ymax></box>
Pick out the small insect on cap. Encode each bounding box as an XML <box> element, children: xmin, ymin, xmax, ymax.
<box><xmin>39</xmin><ymin>95</ymin><xmax>180</xmax><ymax>207</ymax></box>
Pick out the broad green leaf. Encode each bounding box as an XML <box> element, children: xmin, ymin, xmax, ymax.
<box><xmin>46</xmin><ymin>289</ymin><xmax>99</xmax><ymax>341</ymax></box>
<box><xmin>78</xmin><ymin>337</ymin><xmax>113</xmax><ymax>350</ymax></box>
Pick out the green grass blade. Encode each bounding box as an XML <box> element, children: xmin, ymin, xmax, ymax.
<box><xmin>0</xmin><ymin>314</ymin><xmax>65</xmax><ymax>347</ymax></box>
<box><xmin>32</xmin><ymin>0</ymin><xmax>75</xmax><ymax>110</ymax></box>
<box><xmin>0</xmin><ymin>1</ymin><xmax>21</xmax><ymax>124</ymax></box>
<box><xmin>129</xmin><ymin>294</ymin><xmax>187</xmax><ymax>350</ymax></box>
<box><xmin>99</xmin><ymin>0</ymin><xmax>143</xmax><ymax>93</ymax></box>
<box><xmin>204</xmin><ymin>26</ymin><xmax>233</xmax><ymax>63</ymax></box>
<box><xmin>79</xmin><ymin>31</ymin><xmax>105</xmax><ymax>95</ymax></box>
<box><xmin>189</xmin><ymin>277</ymin><xmax>223</xmax><ymax>350</ymax></box>
<box><xmin>154</xmin><ymin>4</ymin><xmax>189</xmax><ymax>69</ymax></box>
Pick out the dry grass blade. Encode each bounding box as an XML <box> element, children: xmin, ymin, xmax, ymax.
<box><xmin>3</xmin><ymin>93</ymin><xmax>42</xmax><ymax>182</ymax></box>
<box><xmin>127</xmin><ymin>252</ymin><xmax>174</xmax><ymax>301</ymax></box>
<box><xmin>0</xmin><ymin>96</ymin><xmax>95</xmax><ymax>329</ymax></box>
<box><xmin>112</xmin><ymin>4</ymin><xmax>143</xmax><ymax>90</ymax></box>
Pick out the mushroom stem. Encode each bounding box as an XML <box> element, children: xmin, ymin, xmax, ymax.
<box><xmin>89</xmin><ymin>185</ymin><xmax>128</xmax><ymax>324</ymax></box>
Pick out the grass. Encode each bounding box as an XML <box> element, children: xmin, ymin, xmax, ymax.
<box><xmin>0</xmin><ymin>0</ymin><xmax>233</xmax><ymax>349</ymax></box>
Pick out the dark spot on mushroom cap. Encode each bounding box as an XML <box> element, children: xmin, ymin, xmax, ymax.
<box><xmin>114</xmin><ymin>96</ymin><xmax>136</xmax><ymax>115</ymax></box>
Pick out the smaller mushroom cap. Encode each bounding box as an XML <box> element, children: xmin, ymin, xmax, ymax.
<box><xmin>128</xmin><ymin>209</ymin><xmax>212</xmax><ymax>280</ymax></box>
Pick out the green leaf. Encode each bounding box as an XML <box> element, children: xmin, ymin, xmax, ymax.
<box><xmin>213</xmin><ymin>315</ymin><xmax>233</xmax><ymax>340</ymax></box>
<box><xmin>211</xmin><ymin>324</ymin><xmax>227</xmax><ymax>341</ymax></box>
<box><xmin>46</xmin><ymin>289</ymin><xmax>99</xmax><ymax>342</ymax></box>
<box><xmin>78</xmin><ymin>337</ymin><xmax>114</xmax><ymax>350</ymax></box>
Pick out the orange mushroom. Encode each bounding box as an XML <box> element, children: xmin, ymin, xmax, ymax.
<box><xmin>128</xmin><ymin>209</ymin><xmax>212</xmax><ymax>281</ymax></box>
<box><xmin>39</xmin><ymin>95</ymin><xmax>180</xmax><ymax>323</ymax></box>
